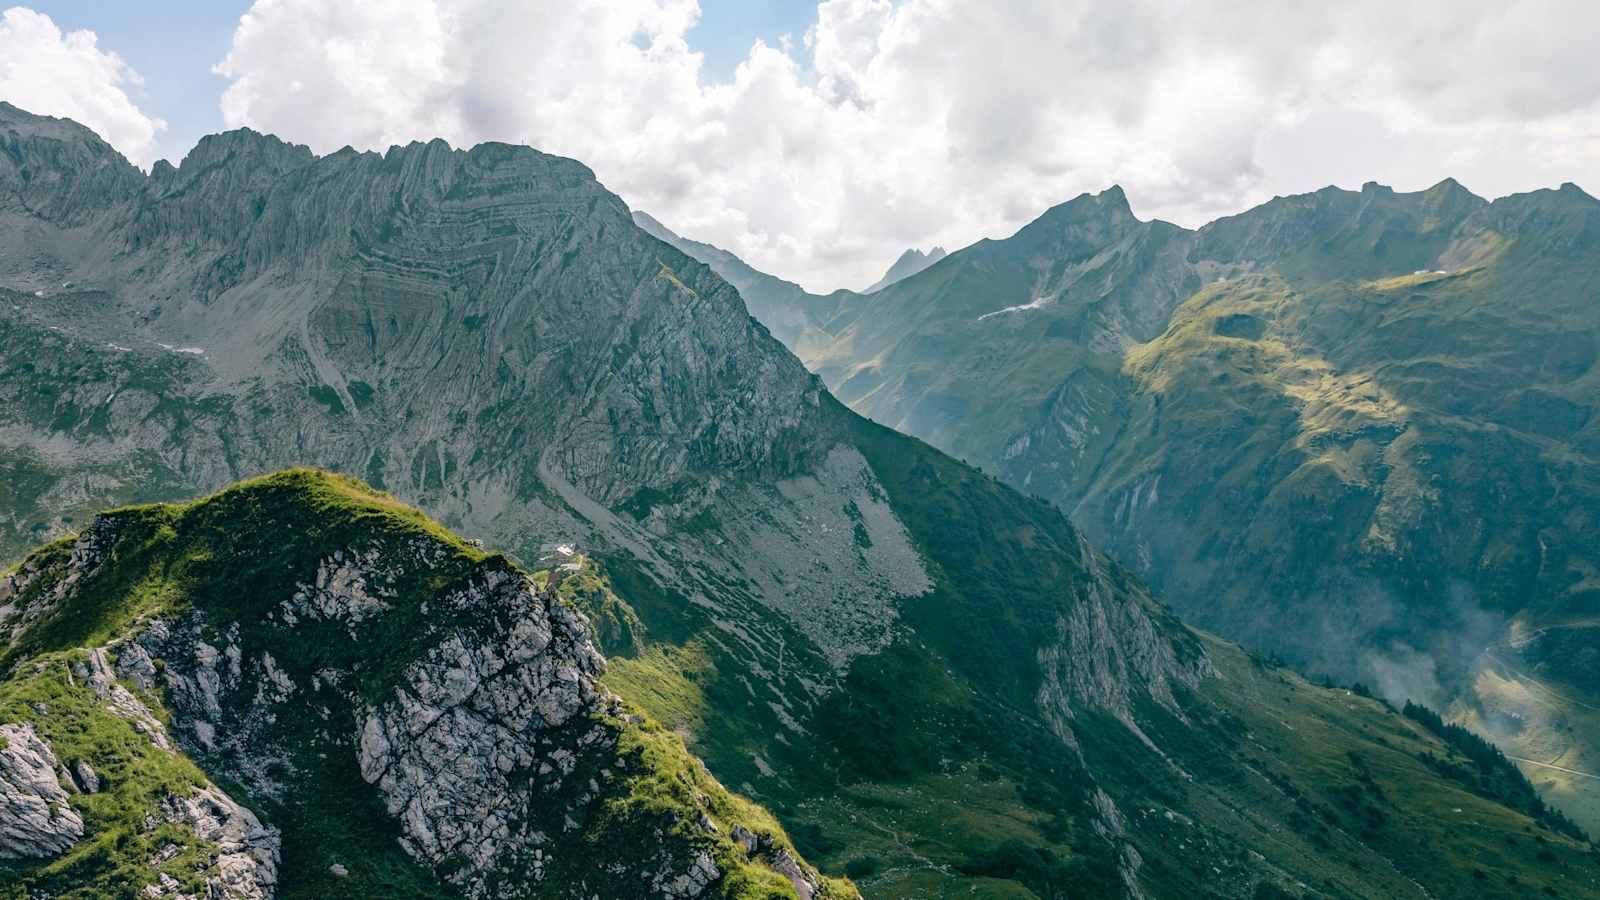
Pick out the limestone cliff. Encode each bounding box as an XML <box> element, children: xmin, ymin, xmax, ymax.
<box><xmin>0</xmin><ymin>471</ymin><xmax>853</xmax><ymax>899</ymax></box>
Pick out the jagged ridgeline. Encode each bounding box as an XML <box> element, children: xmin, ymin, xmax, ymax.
<box><xmin>642</xmin><ymin>178</ymin><xmax>1600</xmax><ymax>834</ymax></box>
<box><xmin>0</xmin><ymin>470</ymin><xmax>855</xmax><ymax>899</ymax></box>
<box><xmin>1</xmin><ymin>102</ymin><xmax>1598</xmax><ymax>898</ymax></box>
<box><xmin>641</xmin><ymin>181</ymin><xmax>1600</xmax><ymax>684</ymax></box>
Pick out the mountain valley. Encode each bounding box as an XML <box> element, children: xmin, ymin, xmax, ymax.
<box><xmin>644</xmin><ymin>178</ymin><xmax>1600</xmax><ymax>836</ymax></box>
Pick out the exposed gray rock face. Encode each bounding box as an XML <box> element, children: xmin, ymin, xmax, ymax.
<box><xmin>71</xmin><ymin>759</ymin><xmax>99</xmax><ymax>793</ymax></box>
<box><xmin>1090</xmin><ymin>787</ymin><xmax>1147</xmax><ymax>900</ymax></box>
<box><xmin>0</xmin><ymin>101</ymin><xmax>144</xmax><ymax>224</ymax></box>
<box><xmin>1036</xmin><ymin>534</ymin><xmax>1213</xmax><ymax>749</ymax></box>
<box><xmin>78</xmin><ymin>646</ymin><xmax>174</xmax><ymax>752</ymax></box>
<box><xmin>119</xmin><ymin>538</ymin><xmax>790</xmax><ymax>899</ymax></box>
<box><xmin>159</xmin><ymin>786</ymin><xmax>280</xmax><ymax>900</ymax></box>
<box><xmin>67</xmin><ymin>644</ymin><xmax>281</xmax><ymax>898</ymax></box>
<box><xmin>284</xmin><ymin>547</ymin><xmax>393</xmax><ymax>627</ymax></box>
<box><xmin>0</xmin><ymin>516</ymin><xmax>121</xmax><ymax>653</ymax></box>
<box><xmin>0</xmin><ymin>722</ymin><xmax>84</xmax><ymax>858</ymax></box>
<box><xmin>354</xmin><ymin>566</ymin><xmax>607</xmax><ymax>889</ymax></box>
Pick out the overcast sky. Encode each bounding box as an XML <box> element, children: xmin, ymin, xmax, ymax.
<box><xmin>3</xmin><ymin>1</ymin><xmax>1598</xmax><ymax>292</ymax></box>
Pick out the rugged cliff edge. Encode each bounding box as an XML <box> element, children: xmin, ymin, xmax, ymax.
<box><xmin>0</xmin><ymin>469</ymin><xmax>855</xmax><ymax>899</ymax></box>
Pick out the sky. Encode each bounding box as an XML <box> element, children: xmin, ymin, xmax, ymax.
<box><xmin>2</xmin><ymin>1</ymin><xmax>1599</xmax><ymax>293</ymax></box>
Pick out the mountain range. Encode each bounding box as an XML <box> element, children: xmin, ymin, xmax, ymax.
<box><xmin>642</xmin><ymin>177</ymin><xmax>1600</xmax><ymax>836</ymax></box>
<box><xmin>1</xmin><ymin>100</ymin><xmax>1596</xmax><ymax>899</ymax></box>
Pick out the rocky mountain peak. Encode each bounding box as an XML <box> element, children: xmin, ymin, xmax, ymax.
<box><xmin>1036</xmin><ymin>184</ymin><xmax>1137</xmax><ymax>225</ymax></box>
<box><xmin>1422</xmin><ymin>175</ymin><xmax>1480</xmax><ymax>202</ymax></box>
<box><xmin>863</xmin><ymin>245</ymin><xmax>949</xmax><ymax>293</ymax></box>
<box><xmin>12</xmin><ymin>108</ymin><xmax>827</xmax><ymax>498</ymax></box>
<box><xmin>1470</xmin><ymin>182</ymin><xmax>1600</xmax><ymax>252</ymax></box>
<box><xmin>0</xmin><ymin>469</ymin><xmax>858</xmax><ymax>898</ymax></box>
<box><xmin>0</xmin><ymin>100</ymin><xmax>143</xmax><ymax>223</ymax></box>
<box><xmin>0</xmin><ymin>100</ymin><xmax>109</xmax><ymax>145</ymax></box>
<box><xmin>1189</xmin><ymin>180</ymin><xmax>1487</xmax><ymax>275</ymax></box>
<box><xmin>174</xmin><ymin>127</ymin><xmax>316</xmax><ymax>179</ymax></box>
<box><xmin>1006</xmin><ymin>185</ymin><xmax>1151</xmax><ymax>262</ymax></box>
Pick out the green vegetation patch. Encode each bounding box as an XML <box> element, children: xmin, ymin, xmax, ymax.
<box><xmin>603</xmin><ymin>642</ymin><xmax>712</xmax><ymax>736</ymax></box>
<box><xmin>1404</xmin><ymin>701</ymin><xmax>1588</xmax><ymax>841</ymax></box>
<box><xmin>549</xmin><ymin>556</ymin><xmax>647</xmax><ymax>657</ymax></box>
<box><xmin>307</xmin><ymin>384</ymin><xmax>345</xmax><ymax>414</ymax></box>
<box><xmin>0</xmin><ymin>652</ymin><xmax>214</xmax><ymax>898</ymax></box>
<box><xmin>1</xmin><ymin>468</ymin><xmax>488</xmax><ymax>674</ymax></box>
<box><xmin>584</xmin><ymin>710</ymin><xmax>856</xmax><ymax>900</ymax></box>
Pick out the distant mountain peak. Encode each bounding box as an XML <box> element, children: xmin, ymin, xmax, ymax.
<box><xmin>865</xmin><ymin>245</ymin><xmax>949</xmax><ymax>293</ymax></box>
<box><xmin>1032</xmin><ymin>185</ymin><xmax>1140</xmax><ymax>229</ymax></box>
<box><xmin>1560</xmin><ymin>180</ymin><xmax>1598</xmax><ymax>201</ymax></box>
<box><xmin>632</xmin><ymin>209</ymin><xmax>671</xmax><ymax>236</ymax></box>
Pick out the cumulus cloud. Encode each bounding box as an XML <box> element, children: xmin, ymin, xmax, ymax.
<box><xmin>212</xmin><ymin>0</ymin><xmax>1600</xmax><ymax>291</ymax></box>
<box><xmin>0</xmin><ymin>6</ymin><xmax>166</xmax><ymax>167</ymax></box>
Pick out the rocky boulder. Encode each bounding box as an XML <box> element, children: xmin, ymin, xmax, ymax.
<box><xmin>0</xmin><ymin>722</ymin><xmax>83</xmax><ymax>858</ymax></box>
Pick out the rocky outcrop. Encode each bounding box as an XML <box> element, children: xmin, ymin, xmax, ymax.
<box><xmin>70</xmin><ymin>643</ymin><xmax>282</xmax><ymax>898</ymax></box>
<box><xmin>1036</xmin><ymin>534</ymin><xmax>1213</xmax><ymax>749</ymax></box>
<box><xmin>159</xmin><ymin>786</ymin><xmax>280</xmax><ymax>900</ymax></box>
<box><xmin>729</xmin><ymin>826</ymin><xmax>820</xmax><ymax>900</ymax></box>
<box><xmin>0</xmin><ymin>516</ymin><xmax>121</xmax><ymax>653</ymax></box>
<box><xmin>0</xmin><ymin>722</ymin><xmax>83</xmax><ymax>858</ymax></box>
<box><xmin>107</xmin><ymin>528</ymin><xmax>835</xmax><ymax>899</ymax></box>
<box><xmin>70</xmin><ymin>758</ymin><xmax>99</xmax><ymax>793</ymax></box>
<box><xmin>353</xmin><ymin>565</ymin><xmax>609</xmax><ymax>891</ymax></box>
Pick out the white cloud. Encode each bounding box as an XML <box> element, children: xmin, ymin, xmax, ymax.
<box><xmin>0</xmin><ymin>7</ymin><xmax>166</xmax><ymax>167</ymax></box>
<box><xmin>213</xmin><ymin>0</ymin><xmax>1600</xmax><ymax>292</ymax></box>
